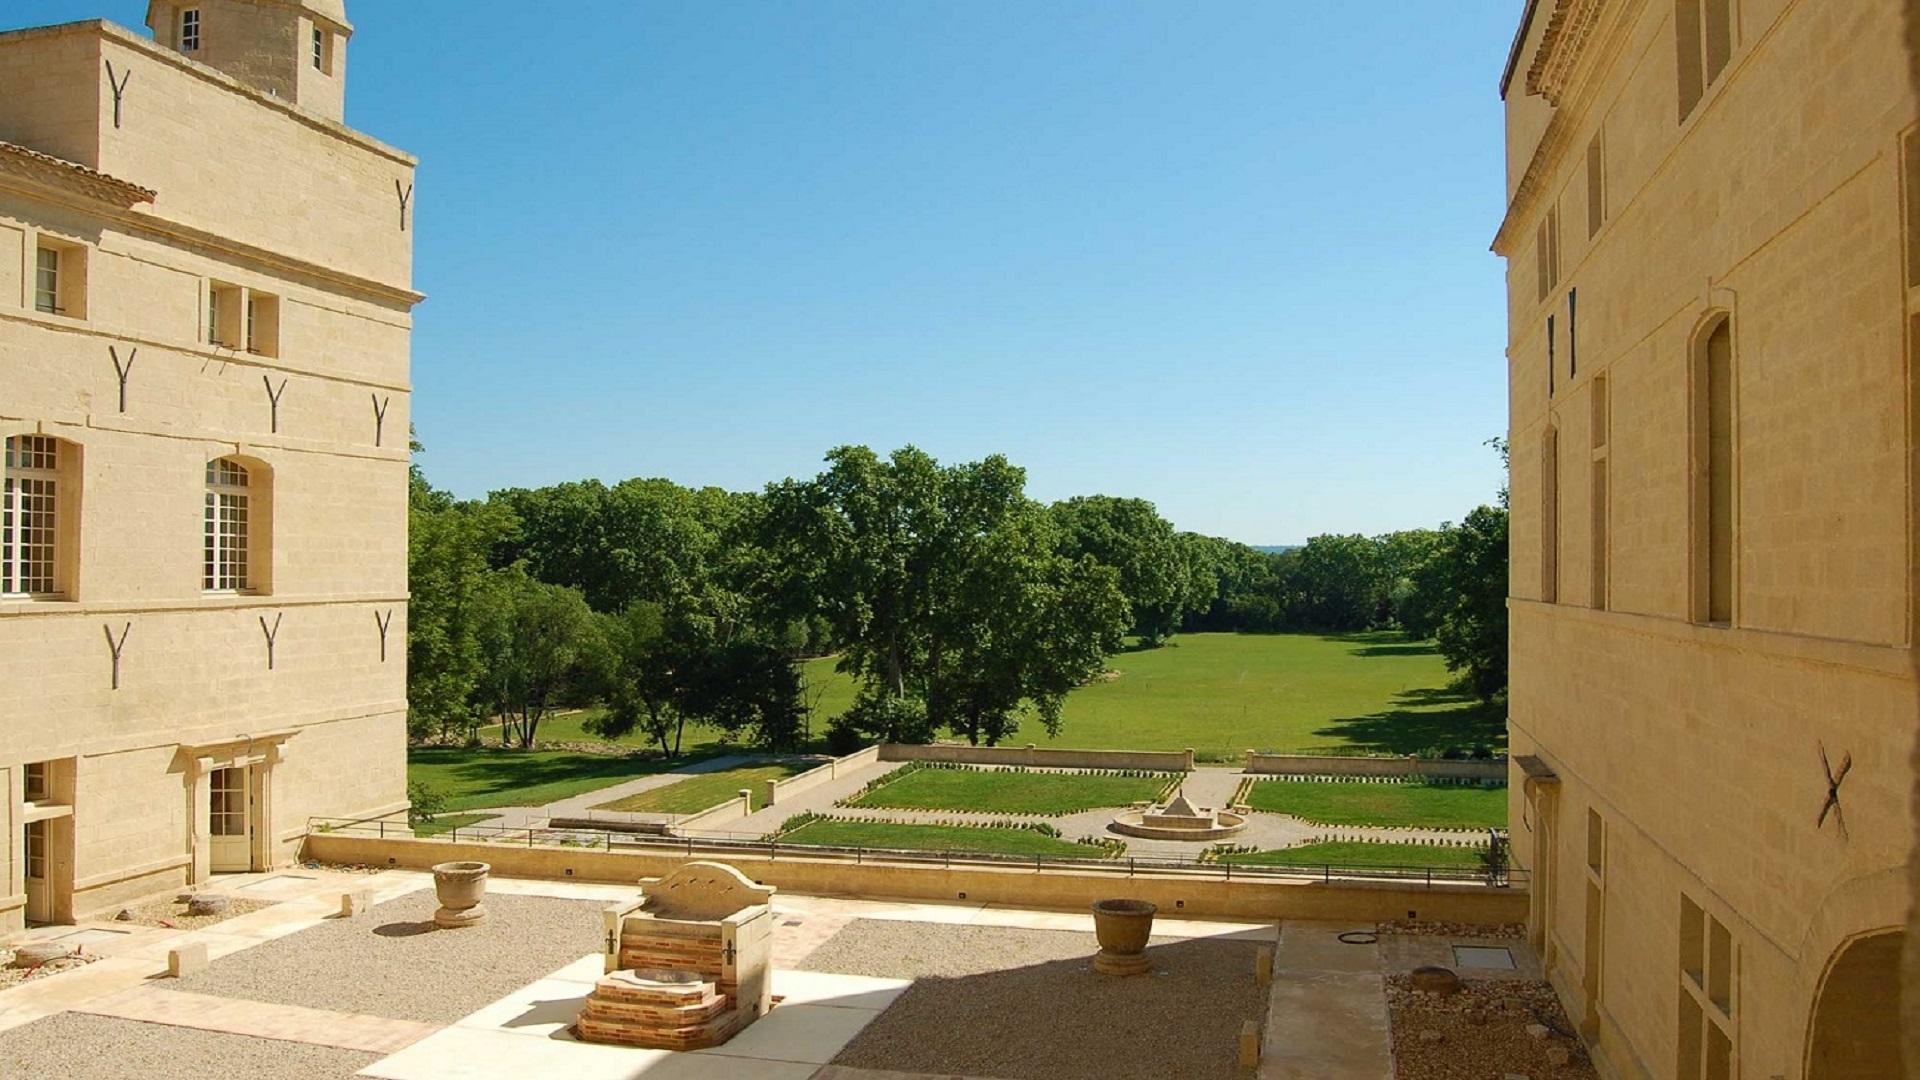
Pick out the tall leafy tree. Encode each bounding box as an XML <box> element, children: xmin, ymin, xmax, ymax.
<box><xmin>1049</xmin><ymin>495</ymin><xmax>1186</xmax><ymax>646</ymax></box>
<box><xmin>762</xmin><ymin>446</ymin><xmax>1129</xmax><ymax>745</ymax></box>
<box><xmin>472</xmin><ymin>568</ymin><xmax>600</xmax><ymax>748</ymax></box>
<box><xmin>407</xmin><ymin>455</ymin><xmax>516</xmax><ymax>742</ymax></box>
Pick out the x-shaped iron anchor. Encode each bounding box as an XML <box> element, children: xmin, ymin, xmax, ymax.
<box><xmin>1817</xmin><ymin>742</ymin><xmax>1852</xmax><ymax>838</ymax></box>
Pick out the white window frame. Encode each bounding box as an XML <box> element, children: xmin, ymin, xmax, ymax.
<box><xmin>3</xmin><ymin>436</ymin><xmax>60</xmax><ymax>598</ymax></box>
<box><xmin>23</xmin><ymin>762</ymin><xmax>49</xmax><ymax>802</ymax></box>
<box><xmin>204</xmin><ymin>458</ymin><xmax>252</xmax><ymax>592</ymax></box>
<box><xmin>181</xmin><ymin>8</ymin><xmax>201</xmax><ymax>51</ymax></box>
<box><xmin>33</xmin><ymin>246</ymin><xmax>59</xmax><ymax>314</ymax></box>
<box><xmin>313</xmin><ymin>26</ymin><xmax>326</xmax><ymax>71</ymax></box>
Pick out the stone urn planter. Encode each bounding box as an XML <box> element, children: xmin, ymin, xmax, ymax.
<box><xmin>431</xmin><ymin>860</ymin><xmax>490</xmax><ymax>928</ymax></box>
<box><xmin>1090</xmin><ymin>898</ymin><xmax>1156</xmax><ymax>976</ymax></box>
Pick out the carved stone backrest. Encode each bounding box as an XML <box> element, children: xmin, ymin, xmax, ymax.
<box><xmin>639</xmin><ymin>861</ymin><xmax>776</xmax><ymax>922</ymax></box>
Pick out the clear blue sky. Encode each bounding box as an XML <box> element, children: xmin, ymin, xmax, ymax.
<box><xmin>12</xmin><ymin>2</ymin><xmax>1517</xmax><ymax>544</ymax></box>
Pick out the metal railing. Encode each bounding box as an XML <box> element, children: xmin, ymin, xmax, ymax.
<box><xmin>306</xmin><ymin>816</ymin><xmax>1525</xmax><ymax>891</ymax></box>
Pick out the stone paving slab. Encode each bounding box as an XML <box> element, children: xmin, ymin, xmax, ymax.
<box><xmin>1260</xmin><ymin>921</ymin><xmax>1393</xmax><ymax>1079</ymax></box>
<box><xmin>78</xmin><ymin>985</ymin><xmax>437</xmax><ymax>1054</ymax></box>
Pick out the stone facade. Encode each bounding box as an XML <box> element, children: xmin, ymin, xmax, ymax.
<box><xmin>1495</xmin><ymin>1</ymin><xmax>1916</xmax><ymax>1078</ymax></box>
<box><xmin>0</xmin><ymin>2</ymin><xmax>415</xmax><ymax>932</ymax></box>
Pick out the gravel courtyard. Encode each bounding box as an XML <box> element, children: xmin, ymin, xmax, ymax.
<box><xmin>801</xmin><ymin>919</ymin><xmax>1266</xmax><ymax>1080</ymax></box>
<box><xmin>172</xmin><ymin>888</ymin><xmax>604</xmax><ymax>1023</ymax></box>
<box><xmin>0</xmin><ymin>1012</ymin><xmax>377</xmax><ymax>1080</ymax></box>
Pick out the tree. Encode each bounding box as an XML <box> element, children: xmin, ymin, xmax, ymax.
<box><xmin>1049</xmin><ymin>495</ymin><xmax>1186</xmax><ymax>646</ymax></box>
<box><xmin>1289</xmin><ymin>533</ymin><xmax>1385</xmax><ymax>630</ymax></box>
<box><xmin>762</xmin><ymin>446</ymin><xmax>1129</xmax><ymax>745</ymax></box>
<box><xmin>407</xmin><ymin>455</ymin><xmax>515</xmax><ymax>742</ymax></box>
<box><xmin>1433</xmin><ymin>504</ymin><xmax>1509</xmax><ymax>701</ymax></box>
<box><xmin>472</xmin><ymin>568</ymin><xmax>599</xmax><ymax>748</ymax></box>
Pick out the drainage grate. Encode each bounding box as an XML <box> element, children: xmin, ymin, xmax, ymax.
<box><xmin>1452</xmin><ymin>945</ymin><xmax>1516</xmax><ymax>969</ymax></box>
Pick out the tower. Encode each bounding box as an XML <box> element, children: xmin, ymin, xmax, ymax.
<box><xmin>145</xmin><ymin>0</ymin><xmax>351</xmax><ymax>122</ymax></box>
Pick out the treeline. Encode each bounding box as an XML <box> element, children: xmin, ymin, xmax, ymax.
<box><xmin>407</xmin><ymin>442</ymin><xmax>1508</xmax><ymax>752</ymax></box>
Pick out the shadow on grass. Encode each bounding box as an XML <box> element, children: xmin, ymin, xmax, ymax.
<box><xmin>1327</xmin><ymin>630</ymin><xmax>1439</xmax><ymax>658</ymax></box>
<box><xmin>1311</xmin><ymin>686</ymin><xmax>1507</xmax><ymax>755</ymax></box>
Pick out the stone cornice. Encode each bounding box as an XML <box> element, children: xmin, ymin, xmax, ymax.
<box><xmin>1492</xmin><ymin>0</ymin><xmax>1645</xmax><ymax>255</ymax></box>
<box><xmin>1525</xmin><ymin>0</ymin><xmax>1610</xmax><ymax>105</ymax></box>
<box><xmin>0</xmin><ymin>141</ymin><xmax>155</xmax><ymax>207</ymax></box>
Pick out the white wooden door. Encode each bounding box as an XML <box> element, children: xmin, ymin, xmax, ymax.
<box><xmin>23</xmin><ymin>821</ymin><xmax>50</xmax><ymax>923</ymax></box>
<box><xmin>209</xmin><ymin>767</ymin><xmax>251</xmax><ymax>872</ymax></box>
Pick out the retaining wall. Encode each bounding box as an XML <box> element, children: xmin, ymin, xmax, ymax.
<box><xmin>673</xmin><ymin>790</ymin><xmax>754</xmax><ymax>832</ymax></box>
<box><xmin>1244</xmin><ymin>753</ymin><xmax>1507</xmax><ymax>782</ymax></box>
<box><xmin>303</xmin><ymin>832</ymin><xmax>1528</xmax><ymax>924</ymax></box>
<box><xmin>765</xmin><ymin>745</ymin><xmax>882</xmax><ymax>807</ymax></box>
<box><xmin>879</xmin><ymin>743</ymin><xmax>1194</xmax><ymax>771</ymax></box>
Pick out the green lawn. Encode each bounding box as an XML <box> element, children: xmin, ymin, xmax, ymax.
<box><xmin>407</xmin><ymin>747</ymin><xmax>698</xmax><ymax>812</ymax></box>
<box><xmin>776</xmin><ymin>818</ymin><xmax>1118</xmax><ymax>859</ymax></box>
<box><xmin>804</xmin><ymin>633</ymin><xmax>1502</xmax><ymax>759</ymax></box>
<box><xmin>1220</xmin><ymin>841</ymin><xmax>1484</xmax><ymax>869</ymax></box>
<box><xmin>845</xmin><ymin>766</ymin><xmax>1170</xmax><ymax>814</ymax></box>
<box><xmin>412</xmin><ymin>813</ymin><xmax>494</xmax><ymax>838</ymax></box>
<box><xmin>1242</xmin><ymin>779</ymin><xmax>1508</xmax><ymax>829</ymax></box>
<box><xmin>592</xmin><ymin>761</ymin><xmax>815</xmax><ymax>815</ymax></box>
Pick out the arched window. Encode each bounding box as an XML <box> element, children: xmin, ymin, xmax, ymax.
<box><xmin>204</xmin><ymin>458</ymin><xmax>254</xmax><ymax>591</ymax></box>
<box><xmin>4</xmin><ymin>435</ymin><xmax>74</xmax><ymax>599</ymax></box>
<box><xmin>1692</xmin><ymin>316</ymin><xmax>1734</xmax><ymax>624</ymax></box>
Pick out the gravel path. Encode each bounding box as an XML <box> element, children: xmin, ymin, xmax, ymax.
<box><xmin>801</xmin><ymin>919</ymin><xmax>1264</xmax><ymax>1079</ymax></box>
<box><xmin>173</xmin><ymin>889</ymin><xmax>603</xmax><ymax>1023</ymax></box>
<box><xmin>119</xmin><ymin>894</ymin><xmax>278</xmax><ymax>931</ymax></box>
<box><xmin>1387</xmin><ymin>974</ymin><xmax>1597</xmax><ymax>1080</ymax></box>
<box><xmin>0</xmin><ymin>1013</ymin><xmax>376</xmax><ymax>1080</ymax></box>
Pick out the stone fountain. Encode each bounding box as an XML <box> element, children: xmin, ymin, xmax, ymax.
<box><xmin>1109</xmin><ymin>789</ymin><xmax>1248</xmax><ymax>841</ymax></box>
<box><xmin>575</xmin><ymin>861</ymin><xmax>775</xmax><ymax>1051</ymax></box>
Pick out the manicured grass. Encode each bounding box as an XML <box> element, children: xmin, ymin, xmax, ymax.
<box><xmin>1220</xmin><ymin>841</ymin><xmax>1484</xmax><ymax>869</ymax></box>
<box><xmin>1042</xmin><ymin>633</ymin><xmax>1502</xmax><ymax>758</ymax></box>
<box><xmin>407</xmin><ymin>746</ymin><xmax>695</xmax><ymax>812</ymax></box>
<box><xmin>776</xmin><ymin>818</ymin><xmax>1118</xmax><ymax>859</ymax></box>
<box><xmin>592</xmin><ymin>761</ymin><xmax>816</xmax><ymax>815</ymax></box>
<box><xmin>805</xmin><ymin>633</ymin><xmax>1503</xmax><ymax>759</ymax></box>
<box><xmin>846</xmin><ymin>766</ymin><xmax>1170</xmax><ymax>814</ymax></box>
<box><xmin>1241</xmin><ymin>779</ymin><xmax>1508</xmax><ymax>829</ymax></box>
<box><xmin>411</xmin><ymin>813</ymin><xmax>494</xmax><ymax>838</ymax></box>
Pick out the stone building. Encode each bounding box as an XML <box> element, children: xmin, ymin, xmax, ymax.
<box><xmin>1496</xmin><ymin>1</ymin><xmax>1916</xmax><ymax>1077</ymax></box>
<box><xmin>0</xmin><ymin>0</ymin><xmax>415</xmax><ymax>931</ymax></box>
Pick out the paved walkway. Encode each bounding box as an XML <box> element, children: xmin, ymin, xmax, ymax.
<box><xmin>730</xmin><ymin>760</ymin><xmax>906</xmax><ymax>838</ymax></box>
<box><xmin>1261</xmin><ymin>920</ymin><xmax>1394</xmax><ymax>1078</ymax></box>
<box><xmin>77</xmin><ymin>985</ymin><xmax>436</xmax><ymax>1053</ymax></box>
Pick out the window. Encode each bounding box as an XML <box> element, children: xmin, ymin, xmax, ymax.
<box><xmin>207</xmin><ymin>282</ymin><xmax>242</xmax><ymax>348</ymax></box>
<box><xmin>1591</xmin><ymin>375</ymin><xmax>1610</xmax><ymax>609</ymax></box>
<box><xmin>1535</xmin><ymin>206</ymin><xmax>1561</xmax><ymax>303</ymax></box>
<box><xmin>204</xmin><ymin>458</ymin><xmax>252</xmax><ymax>591</ymax></box>
<box><xmin>1694</xmin><ymin>317</ymin><xmax>1734</xmax><ymax>624</ymax></box>
<box><xmin>24</xmin><ymin>762</ymin><xmax>49</xmax><ymax>802</ymax></box>
<box><xmin>312</xmin><ymin>26</ymin><xmax>333</xmax><ymax>74</ymax></box>
<box><xmin>34</xmin><ymin>246</ymin><xmax>58</xmax><ymax>314</ymax></box>
<box><xmin>181</xmin><ymin>7</ymin><xmax>201</xmax><ymax>52</ymax></box>
<box><xmin>1586</xmin><ymin>132</ymin><xmax>1607</xmax><ymax>238</ymax></box>
<box><xmin>24</xmin><ymin>821</ymin><xmax>46</xmax><ymax>881</ymax></box>
<box><xmin>210</xmin><ymin>767</ymin><xmax>246</xmax><ymax>837</ymax></box>
<box><xmin>1678</xmin><ymin>893</ymin><xmax>1737</xmax><ymax>1080</ymax></box>
<box><xmin>3</xmin><ymin>436</ymin><xmax>59</xmax><ymax>598</ymax></box>
<box><xmin>1676</xmin><ymin>0</ymin><xmax>1734</xmax><ymax>122</ymax></box>
<box><xmin>245</xmin><ymin>292</ymin><xmax>280</xmax><ymax>356</ymax></box>
<box><xmin>1541</xmin><ymin>427</ymin><xmax>1559</xmax><ymax>603</ymax></box>
<box><xmin>1568</xmin><ymin>288</ymin><xmax>1578</xmax><ymax>377</ymax></box>
<box><xmin>1547</xmin><ymin>315</ymin><xmax>1556</xmax><ymax>399</ymax></box>
<box><xmin>1904</xmin><ymin>128</ymin><xmax>1920</xmax><ymax>291</ymax></box>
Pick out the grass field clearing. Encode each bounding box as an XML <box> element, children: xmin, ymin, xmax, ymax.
<box><xmin>592</xmin><ymin>760</ymin><xmax>815</xmax><ymax>815</ymax></box>
<box><xmin>1241</xmin><ymin>778</ymin><xmax>1507</xmax><ymax>829</ymax></box>
<box><xmin>407</xmin><ymin>747</ymin><xmax>697</xmax><ymax>812</ymax></box>
<box><xmin>776</xmin><ymin>818</ymin><xmax>1117</xmax><ymax>859</ymax></box>
<box><xmin>845</xmin><ymin>765</ymin><xmax>1172</xmax><ymax>815</ymax></box>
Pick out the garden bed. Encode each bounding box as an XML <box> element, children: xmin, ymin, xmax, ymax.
<box><xmin>777</xmin><ymin>816</ymin><xmax>1121</xmax><ymax>859</ymax></box>
<box><xmin>844</xmin><ymin>761</ymin><xmax>1175</xmax><ymax>815</ymax></box>
<box><xmin>1240</xmin><ymin>778</ymin><xmax>1507</xmax><ymax>830</ymax></box>
<box><xmin>591</xmin><ymin>760</ymin><xmax>815</xmax><ymax>815</ymax></box>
